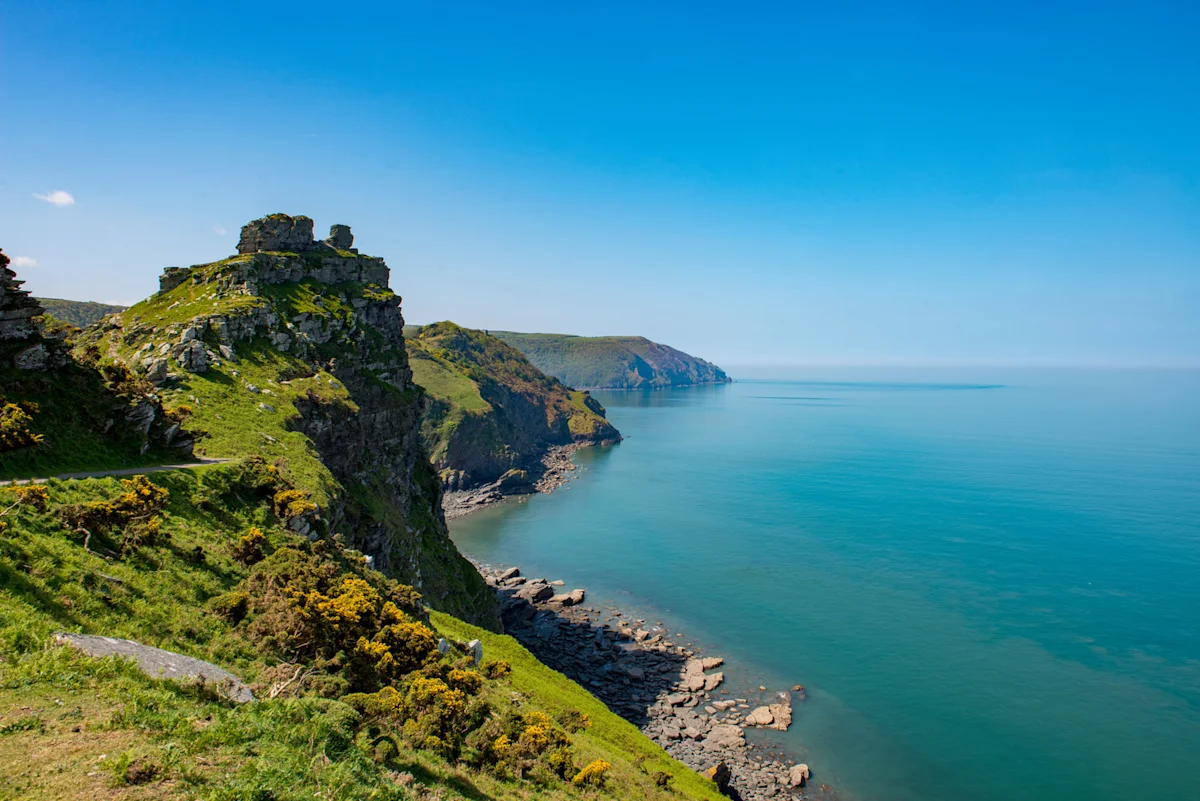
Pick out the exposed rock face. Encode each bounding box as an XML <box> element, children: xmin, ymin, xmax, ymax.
<box><xmin>1</xmin><ymin>249</ymin><xmax>44</xmax><ymax>342</ymax></box>
<box><xmin>325</xmin><ymin>224</ymin><xmax>354</xmax><ymax>250</ymax></box>
<box><xmin>55</xmin><ymin>633</ymin><xmax>253</xmax><ymax>703</ymax></box>
<box><xmin>237</xmin><ymin>213</ymin><xmax>318</xmax><ymax>254</ymax></box>
<box><xmin>1</xmin><ymin>249</ymin><xmax>68</xmax><ymax>372</ymax></box>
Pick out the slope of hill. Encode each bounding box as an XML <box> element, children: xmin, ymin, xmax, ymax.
<box><xmin>0</xmin><ymin>465</ymin><xmax>724</xmax><ymax>801</ymax></box>
<box><xmin>405</xmin><ymin>322</ymin><xmax>620</xmax><ymax>492</ymax></box>
<box><xmin>68</xmin><ymin>214</ymin><xmax>495</xmax><ymax>627</ymax></box>
<box><xmin>492</xmin><ymin>332</ymin><xmax>731</xmax><ymax>390</ymax></box>
<box><xmin>36</xmin><ymin>297</ymin><xmax>127</xmax><ymax>327</ymax></box>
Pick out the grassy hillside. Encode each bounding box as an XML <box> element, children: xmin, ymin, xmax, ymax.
<box><xmin>36</xmin><ymin>298</ymin><xmax>127</xmax><ymax>328</ymax></box>
<box><xmin>0</xmin><ymin>467</ymin><xmax>722</xmax><ymax>801</ymax></box>
<box><xmin>490</xmin><ymin>332</ymin><xmax>730</xmax><ymax>390</ymax></box>
<box><xmin>405</xmin><ymin>323</ymin><xmax>619</xmax><ymax>489</ymax></box>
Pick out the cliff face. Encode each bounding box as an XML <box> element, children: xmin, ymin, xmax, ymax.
<box><xmin>405</xmin><ymin>322</ymin><xmax>620</xmax><ymax>491</ymax></box>
<box><xmin>76</xmin><ymin>215</ymin><xmax>499</xmax><ymax>628</ymax></box>
<box><xmin>491</xmin><ymin>332</ymin><xmax>732</xmax><ymax>390</ymax></box>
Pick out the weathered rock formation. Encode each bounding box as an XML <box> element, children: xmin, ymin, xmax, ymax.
<box><xmin>236</xmin><ymin>214</ymin><xmax>358</xmax><ymax>256</ymax></box>
<box><xmin>0</xmin><ymin>249</ymin><xmax>42</xmax><ymax>342</ymax></box>
<box><xmin>1</xmin><ymin>249</ymin><xmax>66</xmax><ymax>372</ymax></box>
<box><xmin>80</xmin><ymin>214</ymin><xmax>499</xmax><ymax>628</ymax></box>
<box><xmin>55</xmin><ymin>633</ymin><xmax>253</xmax><ymax>703</ymax></box>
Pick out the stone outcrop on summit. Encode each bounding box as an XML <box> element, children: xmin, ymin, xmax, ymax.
<box><xmin>76</xmin><ymin>214</ymin><xmax>499</xmax><ymax>628</ymax></box>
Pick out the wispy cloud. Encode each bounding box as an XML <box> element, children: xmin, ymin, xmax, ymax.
<box><xmin>34</xmin><ymin>190</ymin><xmax>76</xmax><ymax>207</ymax></box>
<box><xmin>11</xmin><ymin>256</ymin><xmax>38</xmax><ymax>268</ymax></box>
<box><xmin>213</xmin><ymin>224</ymin><xmax>227</xmax><ymax>236</ymax></box>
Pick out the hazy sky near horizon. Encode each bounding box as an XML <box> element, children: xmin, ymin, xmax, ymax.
<box><xmin>2</xmin><ymin>1</ymin><xmax>1197</xmax><ymax>367</ymax></box>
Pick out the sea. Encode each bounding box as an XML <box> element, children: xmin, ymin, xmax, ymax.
<box><xmin>449</xmin><ymin>368</ymin><xmax>1200</xmax><ymax>801</ymax></box>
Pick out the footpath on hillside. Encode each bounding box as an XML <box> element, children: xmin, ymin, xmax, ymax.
<box><xmin>0</xmin><ymin>458</ymin><xmax>231</xmax><ymax>487</ymax></box>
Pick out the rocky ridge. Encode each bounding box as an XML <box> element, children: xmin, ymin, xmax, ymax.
<box><xmin>75</xmin><ymin>214</ymin><xmax>498</xmax><ymax>628</ymax></box>
<box><xmin>480</xmin><ymin>564</ymin><xmax>826</xmax><ymax>800</ymax></box>
<box><xmin>405</xmin><ymin>321</ymin><xmax>620</xmax><ymax>500</ymax></box>
<box><xmin>1</xmin><ymin>248</ymin><xmax>66</xmax><ymax>372</ymax></box>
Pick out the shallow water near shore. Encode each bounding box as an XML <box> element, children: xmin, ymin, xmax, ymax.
<box><xmin>450</xmin><ymin>368</ymin><xmax>1200</xmax><ymax>801</ymax></box>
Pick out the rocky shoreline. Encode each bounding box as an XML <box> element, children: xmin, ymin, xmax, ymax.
<box><xmin>442</xmin><ymin>444</ymin><xmax>582</xmax><ymax>520</ymax></box>
<box><xmin>476</xmin><ymin>562</ymin><xmax>832</xmax><ymax>800</ymax></box>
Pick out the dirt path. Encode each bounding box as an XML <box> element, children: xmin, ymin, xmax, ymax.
<box><xmin>0</xmin><ymin>458</ymin><xmax>232</xmax><ymax>487</ymax></box>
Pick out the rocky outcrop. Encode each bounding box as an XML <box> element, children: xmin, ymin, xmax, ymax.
<box><xmin>237</xmin><ymin>214</ymin><xmax>359</xmax><ymax>256</ymax></box>
<box><xmin>81</xmin><ymin>215</ymin><xmax>499</xmax><ymax>629</ymax></box>
<box><xmin>237</xmin><ymin>213</ymin><xmax>317</xmax><ymax>254</ymax></box>
<box><xmin>1</xmin><ymin>250</ymin><xmax>44</xmax><ymax>343</ymax></box>
<box><xmin>55</xmin><ymin>633</ymin><xmax>253</xmax><ymax>703</ymax></box>
<box><xmin>1</xmin><ymin>249</ymin><xmax>68</xmax><ymax>373</ymax></box>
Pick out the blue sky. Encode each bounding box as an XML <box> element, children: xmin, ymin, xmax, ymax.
<box><xmin>1</xmin><ymin>0</ymin><xmax>1197</xmax><ymax>367</ymax></box>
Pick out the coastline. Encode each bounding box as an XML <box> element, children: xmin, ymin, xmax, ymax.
<box><xmin>442</xmin><ymin>443</ymin><xmax>589</xmax><ymax>520</ymax></box>
<box><xmin>471</xmin><ymin>560</ymin><xmax>832</xmax><ymax>800</ymax></box>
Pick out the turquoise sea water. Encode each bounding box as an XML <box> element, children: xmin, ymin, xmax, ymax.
<box><xmin>450</xmin><ymin>369</ymin><xmax>1200</xmax><ymax>801</ymax></box>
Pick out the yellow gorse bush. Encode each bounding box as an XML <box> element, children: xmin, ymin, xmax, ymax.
<box><xmin>572</xmin><ymin>759</ymin><xmax>611</xmax><ymax>788</ymax></box>
<box><xmin>0</xmin><ymin>402</ymin><xmax>42</xmax><ymax>452</ymax></box>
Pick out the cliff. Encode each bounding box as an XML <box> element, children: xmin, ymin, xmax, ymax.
<box><xmin>492</xmin><ymin>332</ymin><xmax>732</xmax><ymax>390</ymax></box>
<box><xmin>404</xmin><ymin>322</ymin><xmax>619</xmax><ymax>492</ymax></box>
<box><xmin>72</xmin><ymin>215</ymin><xmax>498</xmax><ymax>628</ymax></box>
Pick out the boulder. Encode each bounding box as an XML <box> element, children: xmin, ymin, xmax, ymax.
<box><xmin>701</xmin><ymin>656</ymin><xmax>725</xmax><ymax>670</ymax></box>
<box><xmin>467</xmin><ymin>638</ymin><xmax>483</xmax><ymax>666</ymax></box>
<box><xmin>704</xmin><ymin>671</ymin><xmax>725</xmax><ymax>691</ymax></box>
<box><xmin>324</xmin><ymin>224</ymin><xmax>353</xmax><ymax>250</ymax></box>
<box><xmin>667</xmin><ymin>692</ymin><xmax>691</xmax><ymax>706</ymax></box>
<box><xmin>701</xmin><ymin>761</ymin><xmax>732</xmax><ymax>794</ymax></box>
<box><xmin>55</xmin><ymin>633</ymin><xmax>253</xmax><ymax>703</ymax></box>
<box><xmin>703</xmin><ymin>724</ymin><xmax>745</xmax><ymax>751</ymax></box>
<box><xmin>516</xmin><ymin>582</ymin><xmax>554</xmax><ymax>603</ymax></box>
<box><xmin>788</xmin><ymin>763</ymin><xmax>811</xmax><ymax>788</ymax></box>
<box><xmin>237</xmin><ymin>214</ymin><xmax>316</xmax><ymax>254</ymax></box>
<box><xmin>745</xmin><ymin>701</ymin><xmax>792</xmax><ymax>730</ymax></box>
<box><xmin>746</xmin><ymin>706</ymin><xmax>774</xmax><ymax>727</ymax></box>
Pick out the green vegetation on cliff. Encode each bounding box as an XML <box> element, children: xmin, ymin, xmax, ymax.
<box><xmin>35</xmin><ymin>298</ymin><xmax>127</xmax><ymax>328</ymax></box>
<box><xmin>0</xmin><ymin>467</ymin><xmax>722</xmax><ymax>801</ymax></box>
<box><xmin>491</xmin><ymin>332</ymin><xmax>731</xmax><ymax>390</ymax></box>
<box><xmin>405</xmin><ymin>322</ymin><xmax>619</xmax><ymax>490</ymax></box>
<box><xmin>61</xmin><ymin>225</ymin><xmax>496</xmax><ymax>627</ymax></box>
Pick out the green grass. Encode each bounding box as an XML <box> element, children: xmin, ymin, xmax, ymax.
<box><xmin>407</xmin><ymin>350</ymin><xmax>491</xmax><ymax>415</ymax></box>
<box><xmin>0</xmin><ymin>469</ymin><xmax>723</xmax><ymax>801</ymax></box>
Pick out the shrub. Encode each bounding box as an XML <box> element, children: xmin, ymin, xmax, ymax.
<box><xmin>232</xmin><ymin>527</ymin><xmax>267</xmax><ymax>565</ymax></box>
<box><xmin>236</xmin><ymin>549</ymin><xmax>433</xmax><ymax>692</ymax></box>
<box><xmin>572</xmin><ymin>759</ymin><xmax>611</xmax><ymax>788</ymax></box>
<box><xmin>547</xmin><ymin>746</ymin><xmax>575</xmax><ymax>779</ymax></box>
<box><xmin>0</xmin><ymin>402</ymin><xmax>42</xmax><ymax>451</ymax></box>
<box><xmin>3</xmin><ymin>484</ymin><xmax>49</xmax><ymax>511</ymax></box>
<box><xmin>164</xmin><ymin>403</ymin><xmax>194</xmax><ymax>421</ymax></box>
<box><xmin>482</xmin><ymin>659</ymin><xmax>511</xmax><ymax>679</ymax></box>
<box><xmin>654</xmin><ymin>771</ymin><xmax>673</xmax><ymax>788</ymax></box>
<box><xmin>556</xmin><ymin>708</ymin><xmax>591</xmax><ymax>733</ymax></box>
<box><xmin>273</xmin><ymin>488</ymin><xmax>316</xmax><ymax>520</ymax></box>
<box><xmin>57</xmin><ymin>474</ymin><xmax>170</xmax><ymax>556</ymax></box>
<box><xmin>208</xmin><ymin>590</ymin><xmax>249</xmax><ymax>623</ymax></box>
